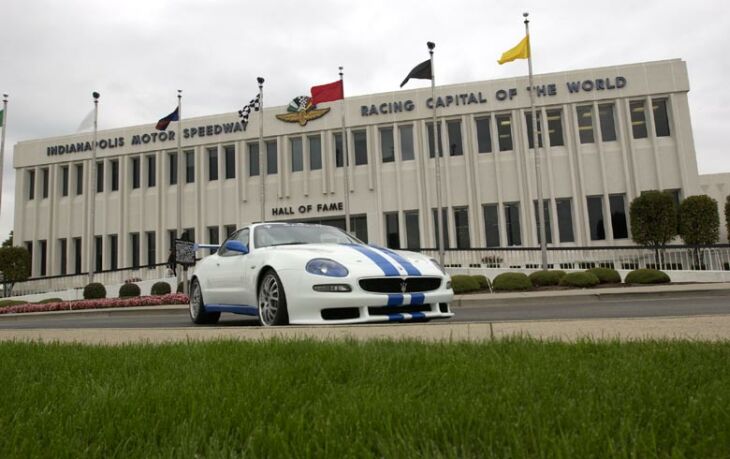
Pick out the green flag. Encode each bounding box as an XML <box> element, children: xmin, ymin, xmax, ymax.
<box><xmin>0</xmin><ymin>109</ymin><xmax>4</xmax><ymax>127</ymax></box>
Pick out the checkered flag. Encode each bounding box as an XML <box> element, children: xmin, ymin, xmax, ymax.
<box><xmin>238</xmin><ymin>94</ymin><xmax>261</xmax><ymax>130</ymax></box>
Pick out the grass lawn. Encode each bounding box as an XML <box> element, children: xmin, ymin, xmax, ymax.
<box><xmin>0</xmin><ymin>339</ymin><xmax>728</xmax><ymax>458</ymax></box>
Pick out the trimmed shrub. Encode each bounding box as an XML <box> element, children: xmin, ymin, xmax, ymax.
<box><xmin>34</xmin><ymin>298</ymin><xmax>63</xmax><ymax>304</ymax></box>
<box><xmin>0</xmin><ymin>299</ymin><xmax>28</xmax><ymax>308</ymax></box>
<box><xmin>587</xmin><ymin>267</ymin><xmax>622</xmax><ymax>284</ymax></box>
<box><xmin>493</xmin><ymin>273</ymin><xmax>532</xmax><ymax>292</ymax></box>
<box><xmin>529</xmin><ymin>270</ymin><xmax>566</xmax><ymax>287</ymax></box>
<box><xmin>151</xmin><ymin>281</ymin><xmax>172</xmax><ymax>296</ymax></box>
<box><xmin>177</xmin><ymin>282</ymin><xmax>184</xmax><ymax>293</ymax></box>
<box><xmin>451</xmin><ymin>275</ymin><xmax>481</xmax><ymax>294</ymax></box>
<box><xmin>118</xmin><ymin>283</ymin><xmax>141</xmax><ymax>298</ymax></box>
<box><xmin>470</xmin><ymin>275</ymin><xmax>491</xmax><ymax>290</ymax></box>
<box><xmin>625</xmin><ymin>269</ymin><xmax>670</xmax><ymax>284</ymax></box>
<box><xmin>83</xmin><ymin>282</ymin><xmax>107</xmax><ymax>300</ymax></box>
<box><xmin>559</xmin><ymin>272</ymin><xmax>600</xmax><ymax>288</ymax></box>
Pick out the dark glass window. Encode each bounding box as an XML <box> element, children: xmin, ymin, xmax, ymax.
<box><xmin>266</xmin><ymin>141</ymin><xmax>277</xmax><ymax>175</ymax></box>
<box><xmin>496</xmin><ymin>114</ymin><xmax>513</xmax><ymax>151</ymax></box>
<box><xmin>96</xmin><ymin>162</ymin><xmax>104</xmax><ymax>192</ymax></box>
<box><xmin>110</xmin><ymin>160</ymin><xmax>119</xmax><ymax>192</ymax></box>
<box><xmin>130</xmin><ymin>233</ymin><xmax>140</xmax><ymax>269</ymax></box>
<box><xmin>73</xmin><ymin>237</ymin><xmax>82</xmax><ymax>274</ymax></box>
<box><xmin>131</xmin><ymin>157</ymin><xmax>140</xmax><ymax>189</ymax></box>
<box><xmin>546</xmin><ymin>109</ymin><xmax>564</xmax><ymax>146</ymax></box>
<box><xmin>61</xmin><ymin>166</ymin><xmax>69</xmax><ymax>197</ymax></box>
<box><xmin>28</xmin><ymin>170</ymin><xmax>35</xmax><ymax>200</ymax></box>
<box><xmin>308</xmin><ymin>136</ymin><xmax>322</xmax><ymax>170</ymax></box>
<box><xmin>598</xmin><ymin>103</ymin><xmax>617</xmax><ymax>142</ymax></box>
<box><xmin>447</xmin><ymin>120</ymin><xmax>463</xmax><ymax>156</ymax></box>
<box><xmin>385</xmin><ymin>212</ymin><xmax>400</xmax><ymax>249</ymax></box>
<box><xmin>147</xmin><ymin>155</ymin><xmax>156</xmax><ymax>187</ymax></box>
<box><xmin>41</xmin><ymin>168</ymin><xmax>49</xmax><ymax>198</ymax></box>
<box><xmin>59</xmin><ymin>238</ymin><xmax>67</xmax><ymax>275</ymax></box>
<box><xmin>350</xmin><ymin>215</ymin><xmax>368</xmax><ymax>243</ymax></box>
<box><xmin>224</xmin><ymin>145</ymin><xmax>236</xmax><ymax>179</ymax></box>
<box><xmin>182</xmin><ymin>228</ymin><xmax>195</xmax><ymax>243</ymax></box>
<box><xmin>353</xmin><ymin>130</ymin><xmax>368</xmax><ymax>165</ymax></box>
<box><xmin>525</xmin><ymin>111</ymin><xmax>543</xmax><ymax>149</ymax></box>
<box><xmin>290</xmin><ymin>137</ymin><xmax>303</xmax><ymax>172</ymax></box>
<box><xmin>168</xmin><ymin>230</ymin><xmax>176</xmax><ymax>251</ymax></box>
<box><xmin>75</xmin><ymin>164</ymin><xmax>83</xmax><ymax>195</ymax></box>
<box><xmin>664</xmin><ymin>188</ymin><xmax>681</xmax><ymax>210</ymax></box>
<box><xmin>185</xmin><ymin>150</ymin><xmax>195</xmax><ymax>183</ymax></box>
<box><xmin>225</xmin><ymin>225</ymin><xmax>237</xmax><ymax>238</ymax></box>
<box><xmin>454</xmin><ymin>207</ymin><xmax>470</xmax><ymax>248</ymax></box>
<box><xmin>533</xmin><ymin>200</ymin><xmax>553</xmax><ymax>244</ymax></box>
<box><xmin>475</xmin><ymin>117</ymin><xmax>492</xmax><ymax>153</ymax></box>
<box><xmin>653</xmin><ymin>99</ymin><xmax>671</xmax><ymax>137</ymax></box>
<box><xmin>587</xmin><ymin>196</ymin><xmax>606</xmax><ymax>240</ymax></box>
<box><xmin>576</xmin><ymin>105</ymin><xmax>594</xmax><ymax>144</ymax></box>
<box><xmin>94</xmin><ymin>236</ymin><xmax>103</xmax><ymax>272</ymax></box>
<box><xmin>405</xmin><ymin>210</ymin><xmax>420</xmax><ymax>249</ymax></box>
<box><xmin>39</xmin><ymin>240</ymin><xmax>47</xmax><ymax>276</ymax></box>
<box><xmin>609</xmin><ymin>194</ymin><xmax>628</xmax><ymax>239</ymax></box>
<box><xmin>380</xmin><ymin>128</ymin><xmax>395</xmax><ymax>163</ymax></box>
<box><xmin>334</xmin><ymin>132</ymin><xmax>346</xmax><ymax>168</ymax></box>
<box><xmin>399</xmin><ymin>125</ymin><xmax>414</xmax><ymax>161</ymax></box>
<box><xmin>483</xmin><ymin>204</ymin><xmax>500</xmax><ymax>247</ymax></box>
<box><xmin>432</xmin><ymin>208</ymin><xmax>449</xmax><ymax>249</ymax></box>
<box><xmin>248</xmin><ymin>143</ymin><xmax>259</xmax><ymax>176</ymax></box>
<box><xmin>426</xmin><ymin>122</ymin><xmax>443</xmax><ymax>158</ymax></box>
<box><xmin>208</xmin><ymin>226</ymin><xmax>220</xmax><ymax>254</ymax></box>
<box><xmin>504</xmin><ymin>202</ymin><xmax>521</xmax><ymax>246</ymax></box>
<box><xmin>109</xmin><ymin>234</ymin><xmax>118</xmax><ymax>270</ymax></box>
<box><xmin>146</xmin><ymin>231</ymin><xmax>156</xmax><ymax>267</ymax></box>
<box><xmin>168</xmin><ymin>152</ymin><xmax>177</xmax><ymax>185</ymax></box>
<box><xmin>630</xmin><ymin>100</ymin><xmax>648</xmax><ymax>139</ymax></box>
<box><xmin>208</xmin><ymin>147</ymin><xmax>218</xmax><ymax>181</ymax></box>
<box><xmin>556</xmin><ymin>198</ymin><xmax>575</xmax><ymax>243</ymax></box>
<box><xmin>25</xmin><ymin>241</ymin><xmax>33</xmax><ymax>275</ymax></box>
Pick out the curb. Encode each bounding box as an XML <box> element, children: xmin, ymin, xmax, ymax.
<box><xmin>0</xmin><ymin>304</ymin><xmax>187</xmax><ymax>321</ymax></box>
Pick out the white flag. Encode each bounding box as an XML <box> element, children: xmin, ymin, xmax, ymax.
<box><xmin>77</xmin><ymin>109</ymin><xmax>94</xmax><ymax>132</ymax></box>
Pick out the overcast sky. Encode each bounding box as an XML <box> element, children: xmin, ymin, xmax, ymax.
<box><xmin>1</xmin><ymin>0</ymin><xmax>729</xmax><ymax>240</ymax></box>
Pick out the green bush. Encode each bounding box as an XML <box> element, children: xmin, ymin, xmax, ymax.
<box><xmin>177</xmin><ymin>282</ymin><xmax>184</xmax><ymax>293</ymax></box>
<box><xmin>559</xmin><ymin>272</ymin><xmax>600</xmax><ymax>288</ymax></box>
<box><xmin>587</xmin><ymin>267</ymin><xmax>622</xmax><ymax>284</ymax></box>
<box><xmin>470</xmin><ymin>275</ymin><xmax>491</xmax><ymax>290</ymax></box>
<box><xmin>151</xmin><ymin>281</ymin><xmax>172</xmax><ymax>296</ymax></box>
<box><xmin>119</xmin><ymin>283</ymin><xmax>141</xmax><ymax>298</ymax></box>
<box><xmin>493</xmin><ymin>273</ymin><xmax>532</xmax><ymax>292</ymax></box>
<box><xmin>34</xmin><ymin>297</ymin><xmax>63</xmax><ymax>304</ymax></box>
<box><xmin>625</xmin><ymin>269</ymin><xmax>671</xmax><ymax>284</ymax></box>
<box><xmin>528</xmin><ymin>270</ymin><xmax>566</xmax><ymax>287</ymax></box>
<box><xmin>83</xmin><ymin>282</ymin><xmax>107</xmax><ymax>300</ymax></box>
<box><xmin>451</xmin><ymin>275</ymin><xmax>481</xmax><ymax>294</ymax></box>
<box><xmin>0</xmin><ymin>299</ymin><xmax>28</xmax><ymax>308</ymax></box>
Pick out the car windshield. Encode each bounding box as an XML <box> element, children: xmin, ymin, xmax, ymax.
<box><xmin>254</xmin><ymin>224</ymin><xmax>362</xmax><ymax>249</ymax></box>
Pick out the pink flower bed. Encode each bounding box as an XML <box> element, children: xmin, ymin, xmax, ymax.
<box><xmin>0</xmin><ymin>293</ymin><xmax>189</xmax><ymax>315</ymax></box>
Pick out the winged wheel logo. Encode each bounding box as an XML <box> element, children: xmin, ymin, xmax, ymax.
<box><xmin>275</xmin><ymin>96</ymin><xmax>330</xmax><ymax>126</ymax></box>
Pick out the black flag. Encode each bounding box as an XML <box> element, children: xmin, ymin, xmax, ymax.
<box><xmin>400</xmin><ymin>59</ymin><xmax>432</xmax><ymax>87</ymax></box>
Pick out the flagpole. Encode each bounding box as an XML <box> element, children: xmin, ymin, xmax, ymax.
<box><xmin>340</xmin><ymin>66</ymin><xmax>351</xmax><ymax>234</ymax></box>
<box><xmin>524</xmin><ymin>12</ymin><xmax>548</xmax><ymax>270</ymax></box>
<box><xmin>175</xmin><ymin>90</ymin><xmax>183</xmax><ymax>285</ymax></box>
<box><xmin>0</xmin><ymin>94</ymin><xmax>7</xmax><ymax>220</ymax></box>
<box><xmin>257</xmin><ymin>77</ymin><xmax>265</xmax><ymax>223</ymax></box>
<box><xmin>87</xmin><ymin>91</ymin><xmax>100</xmax><ymax>284</ymax></box>
<box><xmin>428</xmin><ymin>42</ymin><xmax>445</xmax><ymax>266</ymax></box>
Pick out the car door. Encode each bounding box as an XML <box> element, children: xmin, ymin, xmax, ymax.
<box><xmin>216</xmin><ymin>228</ymin><xmax>251</xmax><ymax>305</ymax></box>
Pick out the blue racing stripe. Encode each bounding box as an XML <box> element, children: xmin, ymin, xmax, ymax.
<box><xmin>411</xmin><ymin>312</ymin><xmax>426</xmax><ymax>320</ymax></box>
<box><xmin>371</xmin><ymin>245</ymin><xmax>422</xmax><ymax>276</ymax></box>
<box><xmin>343</xmin><ymin>244</ymin><xmax>399</xmax><ymax>276</ymax></box>
<box><xmin>410</xmin><ymin>293</ymin><xmax>425</xmax><ymax>305</ymax></box>
<box><xmin>387</xmin><ymin>313</ymin><xmax>405</xmax><ymax>322</ymax></box>
<box><xmin>387</xmin><ymin>294</ymin><xmax>404</xmax><ymax>306</ymax></box>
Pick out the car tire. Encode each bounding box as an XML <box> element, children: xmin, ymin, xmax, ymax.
<box><xmin>258</xmin><ymin>269</ymin><xmax>289</xmax><ymax>326</ymax></box>
<box><xmin>189</xmin><ymin>278</ymin><xmax>221</xmax><ymax>325</ymax></box>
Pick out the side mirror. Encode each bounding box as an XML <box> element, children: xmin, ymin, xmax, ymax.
<box><xmin>225</xmin><ymin>240</ymin><xmax>249</xmax><ymax>254</ymax></box>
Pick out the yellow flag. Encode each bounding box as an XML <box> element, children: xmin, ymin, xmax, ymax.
<box><xmin>497</xmin><ymin>34</ymin><xmax>530</xmax><ymax>65</ymax></box>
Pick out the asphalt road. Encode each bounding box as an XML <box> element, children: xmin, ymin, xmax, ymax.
<box><xmin>1</xmin><ymin>291</ymin><xmax>729</xmax><ymax>330</ymax></box>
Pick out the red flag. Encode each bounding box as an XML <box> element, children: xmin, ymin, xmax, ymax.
<box><xmin>310</xmin><ymin>80</ymin><xmax>344</xmax><ymax>105</ymax></box>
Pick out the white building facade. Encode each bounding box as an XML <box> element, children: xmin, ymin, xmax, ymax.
<box><xmin>13</xmin><ymin>59</ymin><xmax>727</xmax><ymax>278</ymax></box>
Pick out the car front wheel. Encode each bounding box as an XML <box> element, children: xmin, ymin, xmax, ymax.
<box><xmin>189</xmin><ymin>279</ymin><xmax>221</xmax><ymax>325</ymax></box>
<box><xmin>258</xmin><ymin>270</ymin><xmax>289</xmax><ymax>326</ymax></box>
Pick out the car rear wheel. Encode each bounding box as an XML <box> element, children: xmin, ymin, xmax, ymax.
<box><xmin>258</xmin><ymin>270</ymin><xmax>289</xmax><ymax>326</ymax></box>
<box><xmin>189</xmin><ymin>279</ymin><xmax>221</xmax><ymax>325</ymax></box>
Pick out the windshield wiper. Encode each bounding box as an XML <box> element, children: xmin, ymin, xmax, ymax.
<box><xmin>268</xmin><ymin>242</ymin><xmax>309</xmax><ymax>247</ymax></box>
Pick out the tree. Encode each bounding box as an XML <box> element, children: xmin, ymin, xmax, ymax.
<box><xmin>0</xmin><ymin>246</ymin><xmax>31</xmax><ymax>297</ymax></box>
<box><xmin>1</xmin><ymin>231</ymin><xmax>13</xmax><ymax>248</ymax></box>
<box><xmin>629</xmin><ymin>191</ymin><xmax>677</xmax><ymax>267</ymax></box>
<box><xmin>678</xmin><ymin>195</ymin><xmax>720</xmax><ymax>268</ymax></box>
<box><xmin>726</xmin><ymin>195</ymin><xmax>730</xmax><ymax>243</ymax></box>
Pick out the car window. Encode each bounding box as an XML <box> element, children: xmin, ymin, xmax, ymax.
<box><xmin>218</xmin><ymin>228</ymin><xmax>248</xmax><ymax>257</ymax></box>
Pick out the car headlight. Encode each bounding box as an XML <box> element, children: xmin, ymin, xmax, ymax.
<box><xmin>306</xmin><ymin>258</ymin><xmax>349</xmax><ymax>277</ymax></box>
<box><xmin>430</xmin><ymin>258</ymin><xmax>446</xmax><ymax>275</ymax></box>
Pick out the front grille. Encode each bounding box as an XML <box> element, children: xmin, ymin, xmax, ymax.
<box><xmin>369</xmin><ymin>304</ymin><xmax>432</xmax><ymax>316</ymax></box>
<box><xmin>321</xmin><ymin>307</ymin><xmax>360</xmax><ymax>321</ymax></box>
<box><xmin>359</xmin><ymin>277</ymin><xmax>441</xmax><ymax>293</ymax></box>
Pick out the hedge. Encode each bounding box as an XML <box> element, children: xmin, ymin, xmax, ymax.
<box><xmin>451</xmin><ymin>275</ymin><xmax>481</xmax><ymax>294</ymax></box>
<box><xmin>471</xmin><ymin>275</ymin><xmax>491</xmax><ymax>290</ymax></box>
<box><xmin>34</xmin><ymin>297</ymin><xmax>64</xmax><ymax>304</ymax></box>
<box><xmin>559</xmin><ymin>272</ymin><xmax>600</xmax><ymax>288</ymax></box>
<box><xmin>529</xmin><ymin>270</ymin><xmax>566</xmax><ymax>287</ymax></box>
<box><xmin>625</xmin><ymin>269</ymin><xmax>671</xmax><ymax>284</ymax></box>
<box><xmin>119</xmin><ymin>283</ymin><xmax>141</xmax><ymax>298</ymax></box>
<box><xmin>493</xmin><ymin>273</ymin><xmax>532</xmax><ymax>292</ymax></box>
<box><xmin>587</xmin><ymin>267</ymin><xmax>622</xmax><ymax>284</ymax></box>
<box><xmin>0</xmin><ymin>299</ymin><xmax>28</xmax><ymax>308</ymax></box>
<box><xmin>151</xmin><ymin>281</ymin><xmax>172</xmax><ymax>296</ymax></box>
<box><xmin>83</xmin><ymin>282</ymin><xmax>107</xmax><ymax>300</ymax></box>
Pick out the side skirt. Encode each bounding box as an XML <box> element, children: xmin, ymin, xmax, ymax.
<box><xmin>205</xmin><ymin>304</ymin><xmax>258</xmax><ymax>316</ymax></box>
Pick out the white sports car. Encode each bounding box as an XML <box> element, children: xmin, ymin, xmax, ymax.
<box><xmin>189</xmin><ymin>223</ymin><xmax>454</xmax><ymax>326</ymax></box>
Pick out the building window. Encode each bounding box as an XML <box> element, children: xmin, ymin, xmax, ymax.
<box><xmin>546</xmin><ymin>109</ymin><xmax>564</xmax><ymax>147</ymax></box>
<box><xmin>168</xmin><ymin>152</ymin><xmax>177</xmax><ymax>185</ymax></box>
<box><xmin>182</xmin><ymin>228</ymin><xmax>195</xmax><ymax>243</ymax></box>
<box><xmin>168</xmin><ymin>230</ymin><xmax>176</xmax><ymax>251</ymax></box>
<box><xmin>555</xmin><ymin>198</ymin><xmax>575</xmax><ymax>243</ymax></box>
<box><xmin>576</xmin><ymin>105</ymin><xmax>594</xmax><ymax>144</ymax></box>
<box><xmin>630</xmin><ymin>100</ymin><xmax>648</xmax><ymax>139</ymax></box>
<box><xmin>95</xmin><ymin>236</ymin><xmax>103</xmax><ymax>272</ymax></box>
<box><xmin>110</xmin><ymin>159</ymin><xmax>119</xmax><ymax>192</ymax></box>
<box><xmin>224</xmin><ymin>145</ymin><xmax>236</xmax><ymax>179</ymax></box>
<box><xmin>58</xmin><ymin>238</ymin><xmax>67</xmax><ymax>276</ymax></box>
<box><xmin>41</xmin><ymin>168</ymin><xmax>49</xmax><ymax>199</ymax></box>
<box><xmin>426</xmin><ymin>122</ymin><xmax>443</xmax><ymax>158</ymax></box>
<box><xmin>73</xmin><ymin>237</ymin><xmax>82</xmax><ymax>274</ymax></box>
<box><xmin>475</xmin><ymin>117</ymin><xmax>492</xmax><ymax>153</ymax></box>
<box><xmin>131</xmin><ymin>157</ymin><xmax>141</xmax><ymax>189</ymax></box>
<box><xmin>447</xmin><ymin>120</ymin><xmax>463</xmax><ymax>156</ymax></box>
<box><xmin>290</xmin><ymin>137</ymin><xmax>303</xmax><ymax>172</ymax></box>
<box><xmin>27</xmin><ymin>170</ymin><xmax>35</xmax><ymax>200</ymax></box>
<box><xmin>496</xmin><ymin>114</ymin><xmax>513</xmax><ymax>151</ymax></box>
<box><xmin>248</xmin><ymin>143</ymin><xmax>259</xmax><ymax>176</ymax></box>
<box><xmin>533</xmin><ymin>200</ymin><xmax>553</xmax><ymax>244</ymax></box>
<box><xmin>109</xmin><ymin>234</ymin><xmax>118</xmax><ymax>270</ymax></box>
<box><xmin>504</xmin><ymin>202</ymin><xmax>521</xmax><ymax>246</ymax></box>
<box><xmin>147</xmin><ymin>155</ymin><xmax>156</xmax><ymax>187</ymax></box>
<box><xmin>130</xmin><ymin>233</ymin><xmax>140</xmax><ymax>269</ymax></box>
<box><xmin>25</xmin><ymin>241</ymin><xmax>33</xmax><ymax>276</ymax></box>
<box><xmin>525</xmin><ymin>112</ymin><xmax>543</xmax><ymax>149</ymax></box>
<box><xmin>432</xmin><ymin>208</ymin><xmax>449</xmax><ymax>249</ymax></box>
<box><xmin>598</xmin><ymin>103</ymin><xmax>617</xmax><ymax>141</ymax></box>
<box><xmin>75</xmin><ymin>164</ymin><xmax>83</xmax><ymax>195</ymax></box>
<box><xmin>96</xmin><ymin>161</ymin><xmax>104</xmax><ymax>192</ymax></box>
<box><xmin>334</xmin><ymin>132</ymin><xmax>346</xmax><ymax>168</ymax></box>
<box><xmin>380</xmin><ymin>127</ymin><xmax>395</xmax><ymax>163</ymax></box>
<box><xmin>454</xmin><ymin>207</ymin><xmax>470</xmax><ymax>248</ymax></box>
<box><xmin>224</xmin><ymin>224</ymin><xmax>237</xmax><ymax>238</ymax></box>
<box><xmin>405</xmin><ymin>210</ymin><xmax>420</xmax><ymax>249</ymax></box>
<box><xmin>208</xmin><ymin>226</ymin><xmax>220</xmax><ymax>254</ymax></box>
<box><xmin>39</xmin><ymin>240</ymin><xmax>47</xmax><ymax>276</ymax></box>
<box><xmin>61</xmin><ymin>166</ymin><xmax>69</xmax><ymax>197</ymax></box>
<box><xmin>399</xmin><ymin>125</ymin><xmax>414</xmax><ymax>161</ymax></box>
<box><xmin>353</xmin><ymin>130</ymin><xmax>368</xmax><ymax>165</ymax></box>
<box><xmin>266</xmin><ymin>141</ymin><xmax>277</xmax><ymax>175</ymax></box>
<box><xmin>208</xmin><ymin>147</ymin><xmax>218</xmax><ymax>181</ymax></box>
<box><xmin>146</xmin><ymin>231</ymin><xmax>156</xmax><ymax>268</ymax></box>
<box><xmin>653</xmin><ymin>98</ymin><xmax>671</xmax><ymax>137</ymax></box>
<box><xmin>483</xmin><ymin>204</ymin><xmax>500</xmax><ymax>247</ymax></box>
<box><xmin>350</xmin><ymin>215</ymin><xmax>368</xmax><ymax>243</ymax></box>
<box><xmin>609</xmin><ymin>194</ymin><xmax>628</xmax><ymax>239</ymax></box>
<box><xmin>185</xmin><ymin>150</ymin><xmax>195</xmax><ymax>183</ymax></box>
<box><xmin>663</xmin><ymin>188</ymin><xmax>682</xmax><ymax>209</ymax></box>
<box><xmin>586</xmin><ymin>196</ymin><xmax>606</xmax><ymax>240</ymax></box>
<box><xmin>385</xmin><ymin>212</ymin><xmax>400</xmax><ymax>249</ymax></box>
<box><xmin>308</xmin><ymin>136</ymin><xmax>322</xmax><ymax>170</ymax></box>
